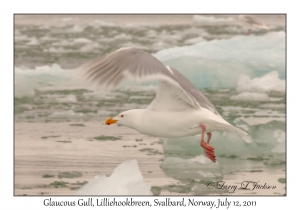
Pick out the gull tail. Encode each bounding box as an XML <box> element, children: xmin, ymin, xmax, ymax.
<box><xmin>209</xmin><ymin>119</ymin><xmax>248</xmax><ymax>136</ymax></box>
<box><xmin>218</xmin><ymin>123</ymin><xmax>248</xmax><ymax>136</ymax></box>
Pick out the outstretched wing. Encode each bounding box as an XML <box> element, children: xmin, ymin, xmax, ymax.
<box><xmin>77</xmin><ymin>47</ymin><xmax>219</xmax><ymax>115</ymax></box>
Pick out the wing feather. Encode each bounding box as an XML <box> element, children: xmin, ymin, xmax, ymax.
<box><xmin>77</xmin><ymin>47</ymin><xmax>220</xmax><ymax>116</ymax></box>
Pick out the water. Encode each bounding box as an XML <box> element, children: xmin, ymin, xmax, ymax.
<box><xmin>14</xmin><ymin>15</ymin><xmax>286</xmax><ymax>195</ymax></box>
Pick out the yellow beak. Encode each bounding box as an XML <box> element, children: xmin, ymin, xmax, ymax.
<box><xmin>105</xmin><ymin>118</ymin><xmax>117</xmax><ymax>125</ymax></box>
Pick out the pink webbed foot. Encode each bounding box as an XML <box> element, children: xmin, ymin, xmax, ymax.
<box><xmin>200</xmin><ymin>125</ymin><xmax>216</xmax><ymax>162</ymax></box>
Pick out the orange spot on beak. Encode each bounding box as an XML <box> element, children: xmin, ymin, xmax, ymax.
<box><xmin>105</xmin><ymin>118</ymin><xmax>117</xmax><ymax>125</ymax></box>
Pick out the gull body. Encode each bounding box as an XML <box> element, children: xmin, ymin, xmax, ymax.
<box><xmin>114</xmin><ymin>108</ymin><xmax>240</xmax><ymax>138</ymax></box>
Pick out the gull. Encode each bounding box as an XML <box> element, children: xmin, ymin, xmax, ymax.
<box><xmin>77</xmin><ymin>47</ymin><xmax>248</xmax><ymax>162</ymax></box>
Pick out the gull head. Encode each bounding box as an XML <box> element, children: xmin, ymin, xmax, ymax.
<box><xmin>105</xmin><ymin>109</ymin><xmax>143</xmax><ymax>128</ymax></box>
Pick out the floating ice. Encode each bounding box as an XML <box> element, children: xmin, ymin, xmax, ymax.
<box><xmin>155</xmin><ymin>32</ymin><xmax>284</xmax><ymax>64</ymax></box>
<box><xmin>74</xmin><ymin>38</ymin><xmax>92</xmax><ymax>44</ymax></box>
<box><xmin>273</xmin><ymin>129</ymin><xmax>285</xmax><ymax>143</ymax></box>
<box><xmin>114</xmin><ymin>33</ymin><xmax>132</xmax><ymax>40</ymax></box>
<box><xmin>259</xmin><ymin>104</ymin><xmax>285</xmax><ymax>109</ymax></box>
<box><xmin>26</xmin><ymin>37</ymin><xmax>40</xmax><ymax>45</ymax></box>
<box><xmin>15</xmin><ymin>32</ymin><xmax>285</xmax><ymax>92</ymax></box>
<box><xmin>15</xmin><ymin>74</ymin><xmax>36</xmax><ymax>97</ymax></box>
<box><xmin>55</xmin><ymin>95</ymin><xmax>77</xmax><ymax>103</ymax></box>
<box><xmin>14</xmin><ymin>64</ymin><xmax>81</xmax><ymax>98</ymax></box>
<box><xmin>271</xmin><ymin>143</ymin><xmax>285</xmax><ymax>153</ymax></box>
<box><xmin>50</xmin><ymin>110</ymin><xmax>83</xmax><ymax>118</ymax></box>
<box><xmin>154</xmin><ymin>32</ymin><xmax>285</xmax><ymax>89</ymax></box>
<box><xmin>69</xmin><ymin>25</ymin><xmax>85</xmax><ymax>33</ymax></box>
<box><xmin>121</xmin><ymin>42</ymin><xmax>148</xmax><ymax>50</ymax></box>
<box><xmin>75</xmin><ymin>159</ymin><xmax>152</xmax><ymax>195</ymax></box>
<box><xmin>236</xmin><ymin>71</ymin><xmax>285</xmax><ymax>93</ymax></box>
<box><xmin>90</xmin><ymin>20</ymin><xmax>117</xmax><ymax>28</ymax></box>
<box><xmin>47</xmin><ymin>47</ymin><xmax>68</xmax><ymax>53</ymax></box>
<box><xmin>184</xmin><ymin>37</ymin><xmax>206</xmax><ymax>45</ymax></box>
<box><xmin>15</xmin><ymin>34</ymin><xmax>30</xmax><ymax>41</ymax></box>
<box><xmin>80</xmin><ymin>43</ymin><xmax>100</xmax><ymax>52</ymax></box>
<box><xmin>230</xmin><ymin>92</ymin><xmax>269</xmax><ymax>101</ymax></box>
<box><xmin>97</xmin><ymin>110</ymin><xmax>114</xmax><ymax>116</ymax></box>
<box><xmin>193</xmin><ymin>15</ymin><xmax>234</xmax><ymax>25</ymax></box>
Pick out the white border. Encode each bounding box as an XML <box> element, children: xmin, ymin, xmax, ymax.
<box><xmin>4</xmin><ymin>0</ymin><xmax>296</xmax><ymax>209</ymax></box>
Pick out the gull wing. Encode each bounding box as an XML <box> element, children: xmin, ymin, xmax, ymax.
<box><xmin>78</xmin><ymin>47</ymin><xmax>219</xmax><ymax>115</ymax></box>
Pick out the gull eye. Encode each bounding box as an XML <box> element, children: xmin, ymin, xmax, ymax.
<box><xmin>120</xmin><ymin>114</ymin><xmax>124</xmax><ymax>118</ymax></box>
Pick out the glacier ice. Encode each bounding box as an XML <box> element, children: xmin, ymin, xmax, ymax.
<box><xmin>15</xmin><ymin>32</ymin><xmax>285</xmax><ymax>97</ymax></box>
<box><xmin>154</xmin><ymin>32</ymin><xmax>285</xmax><ymax>89</ymax></box>
<box><xmin>75</xmin><ymin>159</ymin><xmax>152</xmax><ymax>195</ymax></box>
<box><xmin>14</xmin><ymin>64</ymin><xmax>87</xmax><ymax>98</ymax></box>
<box><xmin>236</xmin><ymin>71</ymin><xmax>285</xmax><ymax>93</ymax></box>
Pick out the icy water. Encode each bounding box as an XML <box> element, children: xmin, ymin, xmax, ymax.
<box><xmin>14</xmin><ymin>15</ymin><xmax>286</xmax><ymax>195</ymax></box>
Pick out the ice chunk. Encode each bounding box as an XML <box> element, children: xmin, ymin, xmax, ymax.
<box><xmin>273</xmin><ymin>129</ymin><xmax>285</xmax><ymax>143</ymax></box>
<box><xmin>75</xmin><ymin>159</ymin><xmax>152</xmax><ymax>195</ymax></box>
<box><xmin>73</xmin><ymin>38</ymin><xmax>92</xmax><ymax>44</ymax></box>
<box><xmin>90</xmin><ymin>20</ymin><xmax>117</xmax><ymax>28</ymax></box>
<box><xmin>15</xmin><ymin>34</ymin><xmax>29</xmax><ymax>41</ymax></box>
<box><xmin>50</xmin><ymin>110</ymin><xmax>83</xmax><ymax>118</ymax></box>
<box><xmin>154</xmin><ymin>32</ymin><xmax>285</xmax><ymax>89</ymax></box>
<box><xmin>55</xmin><ymin>95</ymin><xmax>77</xmax><ymax>103</ymax></box>
<box><xmin>193</xmin><ymin>15</ymin><xmax>234</xmax><ymax>25</ymax></box>
<box><xmin>237</xmin><ymin>71</ymin><xmax>285</xmax><ymax>93</ymax></box>
<box><xmin>114</xmin><ymin>33</ymin><xmax>132</xmax><ymax>40</ymax></box>
<box><xmin>47</xmin><ymin>47</ymin><xmax>69</xmax><ymax>53</ymax></box>
<box><xmin>155</xmin><ymin>32</ymin><xmax>285</xmax><ymax>66</ymax></box>
<box><xmin>15</xmin><ymin>32</ymin><xmax>285</xmax><ymax>91</ymax></box>
<box><xmin>69</xmin><ymin>25</ymin><xmax>85</xmax><ymax>33</ymax></box>
<box><xmin>259</xmin><ymin>104</ymin><xmax>285</xmax><ymax>109</ymax></box>
<box><xmin>15</xmin><ymin>74</ymin><xmax>36</xmax><ymax>97</ymax></box>
<box><xmin>246</xmin><ymin>121</ymin><xmax>286</xmax><ymax>152</ymax></box>
<box><xmin>14</xmin><ymin>64</ymin><xmax>81</xmax><ymax>98</ymax></box>
<box><xmin>230</xmin><ymin>92</ymin><xmax>269</xmax><ymax>101</ymax></box>
<box><xmin>184</xmin><ymin>37</ymin><xmax>206</xmax><ymax>45</ymax></box>
<box><xmin>271</xmin><ymin>143</ymin><xmax>285</xmax><ymax>153</ymax></box>
<box><xmin>26</xmin><ymin>37</ymin><xmax>40</xmax><ymax>45</ymax></box>
<box><xmin>80</xmin><ymin>43</ymin><xmax>100</xmax><ymax>52</ymax></box>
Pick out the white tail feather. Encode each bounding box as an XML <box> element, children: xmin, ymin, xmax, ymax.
<box><xmin>218</xmin><ymin>123</ymin><xmax>248</xmax><ymax>136</ymax></box>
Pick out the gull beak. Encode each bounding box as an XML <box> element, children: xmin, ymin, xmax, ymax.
<box><xmin>105</xmin><ymin>118</ymin><xmax>117</xmax><ymax>125</ymax></box>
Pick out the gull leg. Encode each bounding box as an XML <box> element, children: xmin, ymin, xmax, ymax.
<box><xmin>200</xmin><ymin>124</ymin><xmax>216</xmax><ymax>162</ymax></box>
<box><xmin>207</xmin><ymin>132</ymin><xmax>212</xmax><ymax>144</ymax></box>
